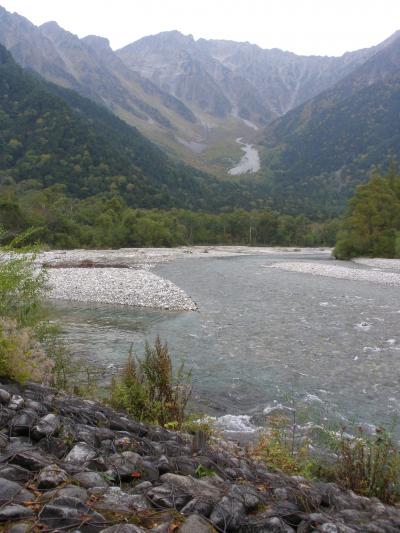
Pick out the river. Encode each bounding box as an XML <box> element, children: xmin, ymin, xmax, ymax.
<box><xmin>51</xmin><ymin>252</ymin><xmax>400</xmax><ymax>435</ymax></box>
<box><xmin>228</xmin><ymin>138</ymin><xmax>260</xmax><ymax>175</ymax></box>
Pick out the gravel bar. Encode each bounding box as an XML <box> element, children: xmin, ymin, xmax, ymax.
<box><xmin>48</xmin><ymin>267</ymin><xmax>197</xmax><ymax>311</ymax></box>
<box><xmin>268</xmin><ymin>261</ymin><xmax>400</xmax><ymax>286</ymax></box>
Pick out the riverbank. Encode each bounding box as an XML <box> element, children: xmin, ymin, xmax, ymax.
<box><xmin>39</xmin><ymin>247</ymin><xmax>331</xmax><ymax>311</ymax></box>
<box><xmin>1</xmin><ymin>380</ymin><xmax>400</xmax><ymax>532</ymax></box>
<box><xmin>268</xmin><ymin>260</ymin><xmax>400</xmax><ymax>287</ymax></box>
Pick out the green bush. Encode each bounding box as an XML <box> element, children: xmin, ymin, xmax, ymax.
<box><xmin>110</xmin><ymin>337</ymin><xmax>191</xmax><ymax>427</ymax></box>
<box><xmin>0</xmin><ymin>230</ymin><xmax>48</xmax><ymax>328</ymax></box>
<box><xmin>334</xmin><ymin>428</ymin><xmax>400</xmax><ymax>503</ymax></box>
<box><xmin>0</xmin><ymin>318</ymin><xmax>53</xmax><ymax>383</ymax></box>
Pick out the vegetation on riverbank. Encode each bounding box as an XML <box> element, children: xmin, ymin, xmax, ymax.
<box><xmin>251</xmin><ymin>412</ymin><xmax>400</xmax><ymax>504</ymax></box>
<box><xmin>334</xmin><ymin>167</ymin><xmax>400</xmax><ymax>259</ymax></box>
<box><xmin>0</xmin><ymin>185</ymin><xmax>339</xmax><ymax>249</ymax></box>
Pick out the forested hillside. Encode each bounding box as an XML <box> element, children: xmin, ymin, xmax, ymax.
<box><xmin>0</xmin><ymin>44</ymin><xmax>253</xmax><ymax>211</ymax></box>
<box><xmin>260</xmin><ymin>35</ymin><xmax>400</xmax><ymax>215</ymax></box>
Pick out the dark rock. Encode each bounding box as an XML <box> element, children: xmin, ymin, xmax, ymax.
<box><xmin>37</xmin><ymin>436</ymin><xmax>69</xmax><ymax>458</ymax></box>
<box><xmin>88</xmin><ymin>486</ymin><xmax>152</xmax><ymax>513</ymax></box>
<box><xmin>228</xmin><ymin>484</ymin><xmax>260</xmax><ymax>510</ymax></box>
<box><xmin>9</xmin><ymin>395</ymin><xmax>24</xmax><ymax>410</ymax></box>
<box><xmin>172</xmin><ymin>456</ymin><xmax>199</xmax><ymax>476</ymax></box>
<box><xmin>130</xmin><ymin>481</ymin><xmax>152</xmax><ymax>493</ymax></box>
<box><xmin>209</xmin><ymin>495</ymin><xmax>246</xmax><ymax>530</ymax></box>
<box><xmin>25</xmin><ymin>399</ymin><xmax>47</xmax><ymax>414</ymax></box>
<box><xmin>32</xmin><ymin>413</ymin><xmax>60</xmax><ymax>439</ymax></box>
<box><xmin>9</xmin><ymin>450</ymin><xmax>50</xmax><ymax>471</ymax></box>
<box><xmin>100</xmin><ymin>525</ymin><xmax>147</xmax><ymax>532</ymax></box>
<box><xmin>74</xmin><ymin>471</ymin><xmax>110</xmax><ymax>489</ymax></box>
<box><xmin>130</xmin><ymin>493</ymin><xmax>152</xmax><ymax>510</ymax></box>
<box><xmin>0</xmin><ymin>504</ymin><xmax>34</xmax><ymax>522</ymax></box>
<box><xmin>0</xmin><ymin>464</ymin><xmax>32</xmax><ymax>483</ymax></box>
<box><xmin>64</xmin><ymin>442</ymin><xmax>97</xmax><ymax>465</ymax></box>
<box><xmin>147</xmin><ymin>484</ymin><xmax>191</xmax><ymax>510</ymax></box>
<box><xmin>159</xmin><ymin>473</ymin><xmax>224</xmax><ymax>502</ymax></box>
<box><xmin>0</xmin><ymin>388</ymin><xmax>11</xmax><ymax>403</ymax></box>
<box><xmin>106</xmin><ymin>451</ymin><xmax>143</xmax><ymax>480</ymax></box>
<box><xmin>315</xmin><ymin>524</ymin><xmax>357</xmax><ymax>533</ymax></box>
<box><xmin>43</xmin><ymin>484</ymin><xmax>89</xmax><ymax>502</ymax></box>
<box><xmin>141</xmin><ymin>460</ymin><xmax>160</xmax><ymax>482</ymax></box>
<box><xmin>95</xmin><ymin>427</ymin><xmax>116</xmax><ymax>444</ymax></box>
<box><xmin>181</xmin><ymin>497</ymin><xmax>214</xmax><ymax>517</ymax></box>
<box><xmin>242</xmin><ymin>516</ymin><xmax>296</xmax><ymax>532</ymax></box>
<box><xmin>76</xmin><ymin>424</ymin><xmax>97</xmax><ymax>446</ymax></box>
<box><xmin>179</xmin><ymin>513</ymin><xmax>213</xmax><ymax>532</ymax></box>
<box><xmin>41</xmin><ymin>496</ymin><xmax>106</xmax><ymax>532</ymax></box>
<box><xmin>9</xmin><ymin>409</ymin><xmax>37</xmax><ymax>436</ymax></box>
<box><xmin>156</xmin><ymin>454</ymin><xmax>171</xmax><ymax>474</ymax></box>
<box><xmin>37</xmin><ymin>464</ymin><xmax>68</xmax><ymax>489</ymax></box>
<box><xmin>0</xmin><ymin>478</ymin><xmax>34</xmax><ymax>504</ymax></box>
<box><xmin>87</xmin><ymin>456</ymin><xmax>108</xmax><ymax>472</ymax></box>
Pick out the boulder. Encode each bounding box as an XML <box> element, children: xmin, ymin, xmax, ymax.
<box><xmin>0</xmin><ymin>504</ymin><xmax>34</xmax><ymax>522</ymax></box>
<box><xmin>88</xmin><ymin>486</ymin><xmax>152</xmax><ymax>513</ymax></box>
<box><xmin>0</xmin><ymin>388</ymin><xmax>11</xmax><ymax>403</ymax></box>
<box><xmin>74</xmin><ymin>471</ymin><xmax>110</xmax><ymax>489</ymax></box>
<box><xmin>179</xmin><ymin>514</ymin><xmax>214</xmax><ymax>533</ymax></box>
<box><xmin>100</xmin><ymin>525</ymin><xmax>147</xmax><ymax>533</ymax></box>
<box><xmin>9</xmin><ymin>395</ymin><xmax>24</xmax><ymax>410</ymax></box>
<box><xmin>0</xmin><ymin>478</ymin><xmax>34</xmax><ymax>504</ymax></box>
<box><xmin>32</xmin><ymin>413</ymin><xmax>60</xmax><ymax>440</ymax></box>
<box><xmin>105</xmin><ymin>451</ymin><xmax>143</xmax><ymax>480</ymax></box>
<box><xmin>209</xmin><ymin>495</ymin><xmax>246</xmax><ymax>530</ymax></box>
<box><xmin>0</xmin><ymin>464</ymin><xmax>32</xmax><ymax>483</ymax></box>
<box><xmin>9</xmin><ymin>450</ymin><xmax>50</xmax><ymax>471</ymax></box>
<box><xmin>37</xmin><ymin>464</ymin><xmax>68</xmax><ymax>489</ymax></box>
<box><xmin>64</xmin><ymin>442</ymin><xmax>97</xmax><ymax>465</ymax></box>
<box><xmin>40</xmin><ymin>496</ymin><xmax>106</xmax><ymax>531</ymax></box>
<box><xmin>9</xmin><ymin>409</ymin><xmax>37</xmax><ymax>436</ymax></box>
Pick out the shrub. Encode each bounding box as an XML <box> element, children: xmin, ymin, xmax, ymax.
<box><xmin>0</xmin><ymin>230</ymin><xmax>48</xmax><ymax>328</ymax></box>
<box><xmin>0</xmin><ymin>318</ymin><xmax>53</xmax><ymax>384</ymax></box>
<box><xmin>250</xmin><ymin>414</ymin><xmax>313</xmax><ymax>477</ymax></box>
<box><xmin>110</xmin><ymin>337</ymin><xmax>191</xmax><ymax>427</ymax></box>
<box><xmin>333</xmin><ymin>427</ymin><xmax>400</xmax><ymax>503</ymax></box>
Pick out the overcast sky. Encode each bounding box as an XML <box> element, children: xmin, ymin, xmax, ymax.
<box><xmin>1</xmin><ymin>0</ymin><xmax>400</xmax><ymax>56</ymax></box>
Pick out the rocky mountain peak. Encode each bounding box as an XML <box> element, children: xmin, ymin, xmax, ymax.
<box><xmin>81</xmin><ymin>34</ymin><xmax>111</xmax><ymax>52</ymax></box>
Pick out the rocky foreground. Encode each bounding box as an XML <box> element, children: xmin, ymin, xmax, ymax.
<box><xmin>1</xmin><ymin>382</ymin><xmax>400</xmax><ymax>533</ymax></box>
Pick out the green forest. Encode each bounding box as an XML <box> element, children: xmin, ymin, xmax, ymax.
<box><xmin>334</xmin><ymin>167</ymin><xmax>400</xmax><ymax>259</ymax></box>
<box><xmin>0</xmin><ymin>184</ymin><xmax>339</xmax><ymax>248</ymax></box>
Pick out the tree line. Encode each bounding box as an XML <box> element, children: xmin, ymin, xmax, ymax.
<box><xmin>0</xmin><ymin>185</ymin><xmax>339</xmax><ymax>249</ymax></box>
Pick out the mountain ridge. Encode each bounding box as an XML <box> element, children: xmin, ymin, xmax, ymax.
<box><xmin>2</xmin><ymin>4</ymin><xmax>397</xmax><ymax>178</ymax></box>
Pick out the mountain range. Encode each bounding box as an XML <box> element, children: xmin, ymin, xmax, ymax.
<box><xmin>0</xmin><ymin>4</ymin><xmax>399</xmax><ymax>215</ymax></box>
<box><xmin>0</xmin><ymin>42</ymin><xmax>253</xmax><ymax>211</ymax></box>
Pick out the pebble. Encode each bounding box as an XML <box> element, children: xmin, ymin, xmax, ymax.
<box><xmin>269</xmin><ymin>261</ymin><xmax>400</xmax><ymax>287</ymax></box>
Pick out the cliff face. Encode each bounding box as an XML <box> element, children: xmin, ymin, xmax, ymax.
<box><xmin>1</xmin><ymin>380</ymin><xmax>400</xmax><ymax>532</ymax></box>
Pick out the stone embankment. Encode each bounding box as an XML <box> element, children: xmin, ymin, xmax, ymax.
<box><xmin>1</xmin><ymin>381</ymin><xmax>400</xmax><ymax>532</ymax></box>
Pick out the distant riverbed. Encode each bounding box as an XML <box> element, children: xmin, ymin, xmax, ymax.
<box><xmin>228</xmin><ymin>138</ymin><xmax>260</xmax><ymax>175</ymax></box>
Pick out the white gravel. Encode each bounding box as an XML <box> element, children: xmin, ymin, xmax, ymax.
<box><xmin>353</xmin><ymin>258</ymin><xmax>400</xmax><ymax>271</ymax></box>
<box><xmin>48</xmin><ymin>268</ymin><xmax>197</xmax><ymax>311</ymax></box>
<box><xmin>34</xmin><ymin>247</ymin><xmax>330</xmax><ymax>311</ymax></box>
<box><xmin>268</xmin><ymin>261</ymin><xmax>400</xmax><ymax>287</ymax></box>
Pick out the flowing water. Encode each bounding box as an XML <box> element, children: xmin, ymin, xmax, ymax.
<box><xmin>228</xmin><ymin>138</ymin><xmax>260</xmax><ymax>175</ymax></box>
<box><xmin>51</xmin><ymin>253</ymin><xmax>400</xmax><ymax>434</ymax></box>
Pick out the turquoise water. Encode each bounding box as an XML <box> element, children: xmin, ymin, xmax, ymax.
<box><xmin>52</xmin><ymin>253</ymin><xmax>400</xmax><ymax>433</ymax></box>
